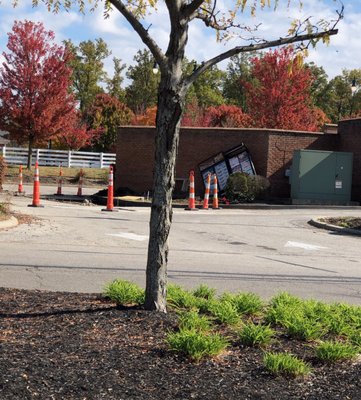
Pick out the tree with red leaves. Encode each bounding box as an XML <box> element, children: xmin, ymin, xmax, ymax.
<box><xmin>245</xmin><ymin>47</ymin><xmax>323</xmax><ymax>132</ymax></box>
<box><xmin>207</xmin><ymin>104</ymin><xmax>252</xmax><ymax>128</ymax></box>
<box><xmin>56</xmin><ymin>112</ymin><xmax>102</xmax><ymax>151</ymax></box>
<box><xmin>0</xmin><ymin>20</ymin><xmax>78</xmax><ymax>168</ymax></box>
<box><xmin>132</xmin><ymin>106</ymin><xmax>157</xmax><ymax>127</ymax></box>
<box><xmin>181</xmin><ymin>102</ymin><xmax>252</xmax><ymax>128</ymax></box>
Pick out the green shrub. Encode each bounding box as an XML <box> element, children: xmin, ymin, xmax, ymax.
<box><xmin>348</xmin><ymin>330</ymin><xmax>361</xmax><ymax>348</ymax></box>
<box><xmin>269</xmin><ymin>292</ymin><xmax>303</xmax><ymax>309</ymax></box>
<box><xmin>178</xmin><ymin>310</ymin><xmax>212</xmax><ymax>332</ymax></box>
<box><xmin>167</xmin><ymin>329</ymin><xmax>228</xmax><ymax>361</ymax></box>
<box><xmin>265</xmin><ymin>303</ymin><xmax>300</xmax><ymax>326</ymax></box>
<box><xmin>221</xmin><ymin>292</ymin><xmax>264</xmax><ymax>315</ymax></box>
<box><xmin>209</xmin><ymin>300</ymin><xmax>240</xmax><ymax>326</ymax></box>
<box><xmin>263</xmin><ymin>352</ymin><xmax>311</xmax><ymax>377</ymax></box>
<box><xmin>239</xmin><ymin>322</ymin><xmax>275</xmax><ymax>347</ymax></box>
<box><xmin>225</xmin><ymin>172</ymin><xmax>270</xmax><ymax>203</ymax></box>
<box><xmin>0</xmin><ymin>156</ymin><xmax>6</xmax><ymax>191</ymax></box>
<box><xmin>315</xmin><ymin>341</ymin><xmax>359</xmax><ymax>362</ymax></box>
<box><xmin>167</xmin><ymin>284</ymin><xmax>197</xmax><ymax>310</ymax></box>
<box><xmin>192</xmin><ymin>284</ymin><xmax>216</xmax><ymax>301</ymax></box>
<box><xmin>103</xmin><ymin>279</ymin><xmax>144</xmax><ymax>305</ymax></box>
<box><xmin>285</xmin><ymin>316</ymin><xmax>326</xmax><ymax>341</ymax></box>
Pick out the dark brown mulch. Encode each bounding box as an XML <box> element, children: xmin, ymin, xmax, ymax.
<box><xmin>1</xmin><ymin>288</ymin><xmax>360</xmax><ymax>400</ymax></box>
<box><xmin>323</xmin><ymin>217</ymin><xmax>361</xmax><ymax>230</ymax></box>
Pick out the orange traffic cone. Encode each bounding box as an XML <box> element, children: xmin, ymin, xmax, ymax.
<box><xmin>102</xmin><ymin>165</ymin><xmax>117</xmax><ymax>212</ymax></box>
<box><xmin>28</xmin><ymin>161</ymin><xmax>43</xmax><ymax>207</ymax></box>
<box><xmin>77</xmin><ymin>169</ymin><xmax>84</xmax><ymax>196</ymax></box>
<box><xmin>56</xmin><ymin>164</ymin><xmax>63</xmax><ymax>195</ymax></box>
<box><xmin>185</xmin><ymin>170</ymin><xmax>198</xmax><ymax>211</ymax></box>
<box><xmin>202</xmin><ymin>173</ymin><xmax>211</xmax><ymax>210</ymax></box>
<box><xmin>212</xmin><ymin>174</ymin><xmax>221</xmax><ymax>210</ymax></box>
<box><xmin>17</xmin><ymin>165</ymin><xmax>24</xmax><ymax>195</ymax></box>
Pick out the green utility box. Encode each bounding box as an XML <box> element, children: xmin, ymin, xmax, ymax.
<box><xmin>290</xmin><ymin>150</ymin><xmax>353</xmax><ymax>204</ymax></box>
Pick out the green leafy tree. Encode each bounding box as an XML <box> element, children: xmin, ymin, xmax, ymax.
<box><xmin>65</xmin><ymin>38</ymin><xmax>111</xmax><ymax>112</ymax></box>
<box><xmin>85</xmin><ymin>93</ymin><xmax>134</xmax><ymax>151</ymax></box>
<box><xmin>20</xmin><ymin>0</ymin><xmax>342</xmax><ymax>312</ymax></box>
<box><xmin>306</xmin><ymin>63</ymin><xmax>329</xmax><ymax>107</ymax></box>
<box><xmin>326</xmin><ymin>70</ymin><xmax>361</xmax><ymax>121</ymax></box>
<box><xmin>222</xmin><ymin>53</ymin><xmax>256</xmax><ymax>110</ymax></box>
<box><xmin>125</xmin><ymin>49</ymin><xmax>160</xmax><ymax>114</ymax></box>
<box><xmin>106</xmin><ymin>57</ymin><xmax>126</xmax><ymax>102</ymax></box>
<box><xmin>185</xmin><ymin>61</ymin><xmax>226</xmax><ymax>108</ymax></box>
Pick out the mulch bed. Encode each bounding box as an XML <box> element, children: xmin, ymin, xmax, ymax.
<box><xmin>1</xmin><ymin>288</ymin><xmax>361</xmax><ymax>400</ymax></box>
<box><xmin>323</xmin><ymin>217</ymin><xmax>361</xmax><ymax>230</ymax></box>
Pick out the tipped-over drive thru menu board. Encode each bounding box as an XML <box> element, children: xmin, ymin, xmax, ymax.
<box><xmin>198</xmin><ymin>144</ymin><xmax>256</xmax><ymax>193</ymax></box>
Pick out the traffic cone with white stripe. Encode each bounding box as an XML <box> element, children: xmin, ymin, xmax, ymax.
<box><xmin>202</xmin><ymin>173</ymin><xmax>211</xmax><ymax>210</ymax></box>
<box><xmin>17</xmin><ymin>165</ymin><xmax>24</xmax><ymax>195</ymax></box>
<box><xmin>102</xmin><ymin>165</ymin><xmax>118</xmax><ymax>212</ymax></box>
<box><xmin>28</xmin><ymin>161</ymin><xmax>43</xmax><ymax>207</ymax></box>
<box><xmin>212</xmin><ymin>174</ymin><xmax>221</xmax><ymax>210</ymax></box>
<box><xmin>56</xmin><ymin>164</ymin><xmax>63</xmax><ymax>195</ymax></box>
<box><xmin>77</xmin><ymin>169</ymin><xmax>84</xmax><ymax>196</ymax></box>
<box><xmin>185</xmin><ymin>170</ymin><xmax>198</xmax><ymax>211</ymax></box>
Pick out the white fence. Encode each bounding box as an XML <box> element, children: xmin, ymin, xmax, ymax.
<box><xmin>1</xmin><ymin>146</ymin><xmax>116</xmax><ymax>169</ymax></box>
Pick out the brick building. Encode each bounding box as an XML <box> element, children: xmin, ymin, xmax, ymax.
<box><xmin>115</xmin><ymin>118</ymin><xmax>361</xmax><ymax>201</ymax></box>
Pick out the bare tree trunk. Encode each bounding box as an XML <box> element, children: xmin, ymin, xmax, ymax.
<box><xmin>144</xmin><ymin>73</ymin><xmax>184</xmax><ymax>312</ymax></box>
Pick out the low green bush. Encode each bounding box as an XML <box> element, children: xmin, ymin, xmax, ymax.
<box><xmin>225</xmin><ymin>172</ymin><xmax>270</xmax><ymax>203</ymax></box>
<box><xmin>221</xmin><ymin>292</ymin><xmax>264</xmax><ymax>315</ymax></box>
<box><xmin>167</xmin><ymin>284</ymin><xmax>198</xmax><ymax>310</ymax></box>
<box><xmin>192</xmin><ymin>284</ymin><xmax>216</xmax><ymax>301</ymax></box>
<box><xmin>178</xmin><ymin>310</ymin><xmax>213</xmax><ymax>332</ymax></box>
<box><xmin>285</xmin><ymin>316</ymin><xmax>326</xmax><ymax>341</ymax></box>
<box><xmin>348</xmin><ymin>330</ymin><xmax>361</xmax><ymax>348</ymax></box>
<box><xmin>263</xmin><ymin>352</ymin><xmax>311</xmax><ymax>377</ymax></box>
<box><xmin>167</xmin><ymin>329</ymin><xmax>228</xmax><ymax>361</ymax></box>
<box><xmin>239</xmin><ymin>322</ymin><xmax>275</xmax><ymax>347</ymax></box>
<box><xmin>209</xmin><ymin>300</ymin><xmax>240</xmax><ymax>326</ymax></box>
<box><xmin>103</xmin><ymin>279</ymin><xmax>144</xmax><ymax>305</ymax></box>
<box><xmin>315</xmin><ymin>341</ymin><xmax>359</xmax><ymax>362</ymax></box>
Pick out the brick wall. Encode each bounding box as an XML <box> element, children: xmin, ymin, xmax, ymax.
<box><xmin>116</xmin><ymin>126</ymin><xmax>340</xmax><ymax>198</ymax></box>
<box><xmin>338</xmin><ymin>118</ymin><xmax>361</xmax><ymax>200</ymax></box>
<box><xmin>267</xmin><ymin>131</ymin><xmax>338</xmax><ymax>197</ymax></box>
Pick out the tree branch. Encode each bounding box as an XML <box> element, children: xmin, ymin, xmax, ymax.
<box><xmin>183</xmin><ymin>29</ymin><xmax>338</xmax><ymax>87</ymax></box>
<box><xmin>182</xmin><ymin>0</ymin><xmax>205</xmax><ymax>19</ymax></box>
<box><xmin>108</xmin><ymin>0</ymin><xmax>166</xmax><ymax>66</ymax></box>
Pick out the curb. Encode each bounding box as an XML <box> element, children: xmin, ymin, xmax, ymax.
<box><xmin>0</xmin><ymin>216</ymin><xmax>18</xmax><ymax>230</ymax></box>
<box><xmin>308</xmin><ymin>218</ymin><xmax>361</xmax><ymax>236</ymax></box>
<box><xmin>92</xmin><ymin>195</ymin><xmax>361</xmax><ymax>210</ymax></box>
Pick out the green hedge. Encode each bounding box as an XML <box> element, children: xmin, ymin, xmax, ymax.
<box><xmin>225</xmin><ymin>172</ymin><xmax>270</xmax><ymax>202</ymax></box>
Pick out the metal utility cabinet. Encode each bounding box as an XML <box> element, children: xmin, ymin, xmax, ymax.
<box><xmin>290</xmin><ymin>150</ymin><xmax>353</xmax><ymax>204</ymax></box>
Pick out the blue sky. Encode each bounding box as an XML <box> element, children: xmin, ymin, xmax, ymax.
<box><xmin>0</xmin><ymin>0</ymin><xmax>360</xmax><ymax>83</ymax></box>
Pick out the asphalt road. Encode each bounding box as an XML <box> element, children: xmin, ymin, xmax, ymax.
<box><xmin>1</xmin><ymin>184</ymin><xmax>361</xmax><ymax>304</ymax></box>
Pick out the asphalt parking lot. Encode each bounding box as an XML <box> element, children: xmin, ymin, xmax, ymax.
<box><xmin>1</xmin><ymin>183</ymin><xmax>361</xmax><ymax>304</ymax></box>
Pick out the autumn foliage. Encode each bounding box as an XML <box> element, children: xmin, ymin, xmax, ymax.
<box><xmin>84</xmin><ymin>93</ymin><xmax>134</xmax><ymax>151</ymax></box>
<box><xmin>245</xmin><ymin>47</ymin><xmax>323</xmax><ymax>131</ymax></box>
<box><xmin>55</xmin><ymin>111</ymin><xmax>102</xmax><ymax>151</ymax></box>
<box><xmin>181</xmin><ymin>100</ymin><xmax>211</xmax><ymax>127</ymax></box>
<box><xmin>181</xmin><ymin>102</ymin><xmax>252</xmax><ymax>128</ymax></box>
<box><xmin>132</xmin><ymin>106</ymin><xmax>157</xmax><ymax>126</ymax></box>
<box><xmin>206</xmin><ymin>104</ymin><xmax>252</xmax><ymax>128</ymax></box>
<box><xmin>0</xmin><ymin>21</ymin><xmax>78</xmax><ymax>166</ymax></box>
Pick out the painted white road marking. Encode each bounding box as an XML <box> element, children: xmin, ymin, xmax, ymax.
<box><xmin>285</xmin><ymin>241</ymin><xmax>327</xmax><ymax>250</ymax></box>
<box><xmin>107</xmin><ymin>233</ymin><xmax>148</xmax><ymax>241</ymax></box>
